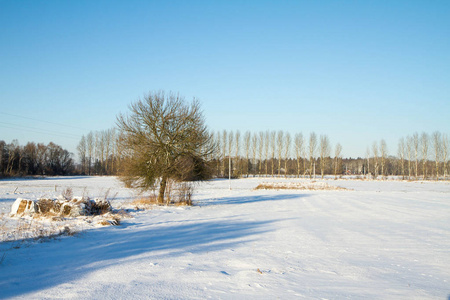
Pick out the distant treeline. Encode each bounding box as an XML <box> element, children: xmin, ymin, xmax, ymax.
<box><xmin>4</xmin><ymin>128</ymin><xmax>447</xmax><ymax>180</ymax></box>
<box><xmin>211</xmin><ymin>130</ymin><xmax>449</xmax><ymax>180</ymax></box>
<box><xmin>0</xmin><ymin>140</ymin><xmax>74</xmax><ymax>177</ymax></box>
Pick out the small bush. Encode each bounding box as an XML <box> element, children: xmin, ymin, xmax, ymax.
<box><xmin>61</xmin><ymin>226</ymin><xmax>76</xmax><ymax>236</ymax></box>
<box><xmin>37</xmin><ymin>199</ymin><xmax>55</xmax><ymax>214</ymax></box>
<box><xmin>90</xmin><ymin>199</ymin><xmax>112</xmax><ymax>215</ymax></box>
<box><xmin>129</xmin><ymin>182</ymin><xmax>195</xmax><ymax>208</ymax></box>
<box><xmin>176</xmin><ymin>182</ymin><xmax>194</xmax><ymax>206</ymax></box>
<box><xmin>61</xmin><ymin>187</ymin><xmax>73</xmax><ymax>201</ymax></box>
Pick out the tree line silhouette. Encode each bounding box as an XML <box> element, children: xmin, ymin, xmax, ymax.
<box><xmin>2</xmin><ymin>129</ymin><xmax>447</xmax><ymax>180</ymax></box>
<box><xmin>0</xmin><ymin>140</ymin><xmax>74</xmax><ymax>177</ymax></box>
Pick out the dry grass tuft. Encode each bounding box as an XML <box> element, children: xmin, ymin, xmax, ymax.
<box><xmin>98</xmin><ymin>220</ymin><xmax>111</xmax><ymax>226</ymax></box>
<box><xmin>97</xmin><ymin>215</ymin><xmax>121</xmax><ymax>226</ymax></box>
<box><xmin>255</xmin><ymin>182</ymin><xmax>351</xmax><ymax>191</ymax></box>
<box><xmin>130</xmin><ymin>196</ymin><xmax>158</xmax><ymax>209</ymax></box>
<box><xmin>61</xmin><ymin>226</ymin><xmax>76</xmax><ymax>236</ymax></box>
<box><xmin>37</xmin><ymin>199</ymin><xmax>55</xmax><ymax>214</ymax></box>
<box><xmin>129</xmin><ymin>183</ymin><xmax>195</xmax><ymax>208</ymax></box>
<box><xmin>90</xmin><ymin>200</ymin><xmax>112</xmax><ymax>215</ymax></box>
<box><xmin>116</xmin><ymin>209</ymin><xmax>131</xmax><ymax>218</ymax></box>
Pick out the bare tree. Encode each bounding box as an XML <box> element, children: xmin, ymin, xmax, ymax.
<box><xmin>222</xmin><ymin>130</ymin><xmax>228</xmax><ymax>177</ymax></box>
<box><xmin>372</xmin><ymin>141</ymin><xmax>379</xmax><ymax>179</ymax></box>
<box><xmin>432</xmin><ymin>131</ymin><xmax>441</xmax><ymax>180</ymax></box>
<box><xmin>443</xmin><ymin>133</ymin><xmax>449</xmax><ymax>180</ymax></box>
<box><xmin>214</xmin><ymin>131</ymin><xmax>221</xmax><ymax>176</ymax></box>
<box><xmin>365</xmin><ymin>147</ymin><xmax>370</xmax><ymax>178</ymax></box>
<box><xmin>276</xmin><ymin>131</ymin><xmax>284</xmax><ymax>176</ymax></box>
<box><xmin>264</xmin><ymin>130</ymin><xmax>270</xmax><ymax>175</ymax></box>
<box><xmin>308</xmin><ymin>132</ymin><xmax>317</xmax><ymax>179</ymax></box>
<box><xmin>104</xmin><ymin>129</ymin><xmax>112</xmax><ymax>174</ymax></box>
<box><xmin>413</xmin><ymin>132</ymin><xmax>419</xmax><ymax>179</ymax></box>
<box><xmin>77</xmin><ymin>135</ymin><xmax>87</xmax><ymax>175</ymax></box>
<box><xmin>86</xmin><ymin>131</ymin><xmax>94</xmax><ymax>176</ymax></box>
<box><xmin>380</xmin><ymin>139</ymin><xmax>387</xmax><ymax>178</ymax></box>
<box><xmin>243</xmin><ymin>131</ymin><xmax>251</xmax><ymax>177</ymax></box>
<box><xmin>97</xmin><ymin>130</ymin><xmax>107</xmax><ymax>175</ymax></box>
<box><xmin>270</xmin><ymin>131</ymin><xmax>276</xmax><ymax>177</ymax></box>
<box><xmin>397</xmin><ymin>137</ymin><xmax>405</xmax><ymax>179</ymax></box>
<box><xmin>334</xmin><ymin>143</ymin><xmax>342</xmax><ymax>179</ymax></box>
<box><xmin>258</xmin><ymin>131</ymin><xmax>264</xmax><ymax>175</ymax></box>
<box><xmin>234</xmin><ymin>130</ymin><xmax>241</xmax><ymax>177</ymax></box>
<box><xmin>302</xmin><ymin>140</ymin><xmax>307</xmax><ymax>177</ymax></box>
<box><xmin>6</xmin><ymin>140</ymin><xmax>19</xmax><ymax>176</ymax></box>
<box><xmin>294</xmin><ymin>133</ymin><xmax>304</xmax><ymax>178</ymax></box>
<box><xmin>228</xmin><ymin>130</ymin><xmax>234</xmax><ymax>177</ymax></box>
<box><xmin>284</xmin><ymin>132</ymin><xmax>291</xmax><ymax>178</ymax></box>
<box><xmin>94</xmin><ymin>131</ymin><xmax>101</xmax><ymax>174</ymax></box>
<box><xmin>319</xmin><ymin>135</ymin><xmax>330</xmax><ymax>179</ymax></box>
<box><xmin>251</xmin><ymin>132</ymin><xmax>258</xmax><ymax>175</ymax></box>
<box><xmin>421</xmin><ymin>132</ymin><xmax>429</xmax><ymax>180</ymax></box>
<box><xmin>406</xmin><ymin>136</ymin><xmax>413</xmax><ymax>180</ymax></box>
<box><xmin>108</xmin><ymin>128</ymin><xmax>117</xmax><ymax>174</ymax></box>
<box><xmin>36</xmin><ymin>143</ymin><xmax>47</xmax><ymax>175</ymax></box>
<box><xmin>116</xmin><ymin>92</ymin><xmax>214</xmax><ymax>203</ymax></box>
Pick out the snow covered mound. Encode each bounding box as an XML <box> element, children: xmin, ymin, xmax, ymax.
<box><xmin>10</xmin><ymin>198</ymin><xmax>38</xmax><ymax>215</ymax></box>
<box><xmin>254</xmin><ymin>181</ymin><xmax>351</xmax><ymax>191</ymax></box>
<box><xmin>10</xmin><ymin>197</ymin><xmax>112</xmax><ymax>217</ymax></box>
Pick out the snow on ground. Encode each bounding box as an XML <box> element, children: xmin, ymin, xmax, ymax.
<box><xmin>0</xmin><ymin>176</ymin><xmax>449</xmax><ymax>299</ymax></box>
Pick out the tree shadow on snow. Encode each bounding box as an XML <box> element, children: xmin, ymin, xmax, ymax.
<box><xmin>0</xmin><ymin>197</ymin><xmax>16</xmax><ymax>203</ymax></box>
<box><xmin>199</xmin><ymin>193</ymin><xmax>308</xmax><ymax>206</ymax></box>
<box><xmin>0</xmin><ymin>217</ymin><xmax>275</xmax><ymax>298</ymax></box>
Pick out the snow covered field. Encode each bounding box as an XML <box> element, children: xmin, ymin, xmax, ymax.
<box><xmin>0</xmin><ymin>176</ymin><xmax>449</xmax><ymax>299</ymax></box>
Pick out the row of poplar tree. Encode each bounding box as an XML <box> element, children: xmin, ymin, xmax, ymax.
<box><xmin>209</xmin><ymin>130</ymin><xmax>449</xmax><ymax>180</ymax></box>
<box><xmin>75</xmin><ymin>129</ymin><xmax>450</xmax><ymax>180</ymax></box>
<box><xmin>77</xmin><ymin>129</ymin><xmax>120</xmax><ymax>175</ymax></box>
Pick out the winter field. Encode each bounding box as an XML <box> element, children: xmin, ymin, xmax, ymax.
<box><xmin>0</xmin><ymin>176</ymin><xmax>449</xmax><ymax>299</ymax></box>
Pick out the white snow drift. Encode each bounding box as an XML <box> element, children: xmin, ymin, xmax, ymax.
<box><xmin>0</xmin><ymin>176</ymin><xmax>449</xmax><ymax>299</ymax></box>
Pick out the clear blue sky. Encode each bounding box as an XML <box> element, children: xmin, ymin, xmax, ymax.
<box><xmin>1</xmin><ymin>0</ymin><xmax>449</xmax><ymax>159</ymax></box>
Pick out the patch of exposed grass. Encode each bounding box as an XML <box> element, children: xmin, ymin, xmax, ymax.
<box><xmin>130</xmin><ymin>196</ymin><xmax>158</xmax><ymax>209</ymax></box>
<box><xmin>254</xmin><ymin>182</ymin><xmax>351</xmax><ymax>191</ymax></box>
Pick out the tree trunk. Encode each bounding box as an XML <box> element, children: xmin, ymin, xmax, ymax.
<box><xmin>158</xmin><ymin>177</ymin><xmax>167</xmax><ymax>204</ymax></box>
<box><xmin>334</xmin><ymin>158</ymin><xmax>338</xmax><ymax>179</ymax></box>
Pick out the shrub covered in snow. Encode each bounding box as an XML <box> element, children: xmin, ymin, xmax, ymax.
<box><xmin>10</xmin><ymin>197</ymin><xmax>112</xmax><ymax>218</ymax></box>
<box><xmin>10</xmin><ymin>198</ymin><xmax>38</xmax><ymax>215</ymax></box>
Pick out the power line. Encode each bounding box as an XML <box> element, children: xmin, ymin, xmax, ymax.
<box><xmin>0</xmin><ymin>123</ymin><xmax>80</xmax><ymax>140</ymax></box>
<box><xmin>0</xmin><ymin>112</ymin><xmax>90</xmax><ymax>131</ymax></box>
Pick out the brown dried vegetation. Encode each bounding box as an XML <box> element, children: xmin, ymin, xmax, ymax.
<box><xmin>254</xmin><ymin>182</ymin><xmax>351</xmax><ymax>191</ymax></box>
